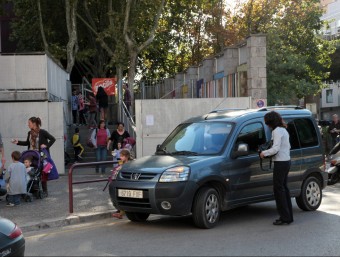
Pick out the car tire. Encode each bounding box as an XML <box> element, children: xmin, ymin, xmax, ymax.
<box><xmin>192</xmin><ymin>187</ymin><xmax>220</xmax><ymax>229</ymax></box>
<box><xmin>296</xmin><ymin>176</ymin><xmax>322</xmax><ymax>211</ymax></box>
<box><xmin>125</xmin><ymin>212</ymin><xmax>150</xmax><ymax>222</ymax></box>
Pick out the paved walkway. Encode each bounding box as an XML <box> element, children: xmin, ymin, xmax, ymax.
<box><xmin>0</xmin><ymin>171</ymin><xmax>116</xmax><ymax>232</ymax></box>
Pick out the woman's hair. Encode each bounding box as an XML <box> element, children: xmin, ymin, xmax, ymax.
<box><xmin>96</xmin><ymin>86</ymin><xmax>107</xmax><ymax>97</ymax></box>
<box><xmin>29</xmin><ymin>117</ymin><xmax>42</xmax><ymax>127</ymax></box>
<box><xmin>264</xmin><ymin>111</ymin><xmax>286</xmax><ymax>129</ymax></box>
<box><xmin>11</xmin><ymin>151</ymin><xmax>21</xmax><ymax>161</ymax></box>
<box><xmin>117</xmin><ymin>122</ymin><xmax>125</xmax><ymax>128</ymax></box>
<box><xmin>98</xmin><ymin>119</ymin><xmax>107</xmax><ymax>129</ymax></box>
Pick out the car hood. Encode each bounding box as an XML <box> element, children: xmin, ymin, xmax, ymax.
<box><xmin>121</xmin><ymin>155</ymin><xmax>216</xmax><ymax>173</ymax></box>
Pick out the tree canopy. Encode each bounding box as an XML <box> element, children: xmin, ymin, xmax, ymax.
<box><xmin>1</xmin><ymin>0</ymin><xmax>335</xmax><ymax>105</ymax></box>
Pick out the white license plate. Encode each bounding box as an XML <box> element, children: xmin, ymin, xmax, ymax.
<box><xmin>118</xmin><ymin>189</ymin><xmax>143</xmax><ymax>199</ymax></box>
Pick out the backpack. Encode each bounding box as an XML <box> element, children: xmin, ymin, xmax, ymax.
<box><xmin>87</xmin><ymin>128</ymin><xmax>97</xmax><ymax>148</ymax></box>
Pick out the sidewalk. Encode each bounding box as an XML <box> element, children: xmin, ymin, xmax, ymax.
<box><xmin>0</xmin><ymin>171</ymin><xmax>116</xmax><ymax>232</ymax></box>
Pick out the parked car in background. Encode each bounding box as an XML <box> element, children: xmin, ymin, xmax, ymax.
<box><xmin>0</xmin><ymin>218</ymin><xmax>25</xmax><ymax>257</ymax></box>
<box><xmin>109</xmin><ymin>106</ymin><xmax>328</xmax><ymax>229</ymax></box>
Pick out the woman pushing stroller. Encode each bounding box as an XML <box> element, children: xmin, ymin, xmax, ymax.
<box><xmin>12</xmin><ymin>117</ymin><xmax>55</xmax><ymax>197</ymax></box>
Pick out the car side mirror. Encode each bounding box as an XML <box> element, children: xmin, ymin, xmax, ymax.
<box><xmin>156</xmin><ymin>144</ymin><xmax>162</xmax><ymax>152</ymax></box>
<box><xmin>231</xmin><ymin>143</ymin><xmax>249</xmax><ymax>159</ymax></box>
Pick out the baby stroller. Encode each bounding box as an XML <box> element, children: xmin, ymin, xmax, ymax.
<box><xmin>19</xmin><ymin>150</ymin><xmax>45</xmax><ymax>202</ymax></box>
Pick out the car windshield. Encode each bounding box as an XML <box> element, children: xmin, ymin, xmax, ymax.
<box><xmin>157</xmin><ymin>122</ymin><xmax>233</xmax><ymax>155</ymax></box>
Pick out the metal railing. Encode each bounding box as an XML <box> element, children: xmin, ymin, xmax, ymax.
<box><xmin>68</xmin><ymin>160</ymin><xmax>118</xmax><ymax>213</ymax></box>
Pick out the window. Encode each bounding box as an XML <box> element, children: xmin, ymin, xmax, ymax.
<box><xmin>286</xmin><ymin>120</ymin><xmax>300</xmax><ymax>150</ymax></box>
<box><xmin>161</xmin><ymin>122</ymin><xmax>233</xmax><ymax>155</ymax></box>
<box><xmin>326</xmin><ymin>89</ymin><xmax>333</xmax><ymax>103</ymax></box>
<box><xmin>235</xmin><ymin>123</ymin><xmax>266</xmax><ymax>155</ymax></box>
<box><xmin>294</xmin><ymin>119</ymin><xmax>318</xmax><ymax>148</ymax></box>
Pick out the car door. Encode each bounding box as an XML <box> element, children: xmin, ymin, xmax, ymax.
<box><xmin>228</xmin><ymin>121</ymin><xmax>273</xmax><ymax>203</ymax></box>
<box><xmin>284</xmin><ymin>118</ymin><xmax>302</xmax><ymax>193</ymax></box>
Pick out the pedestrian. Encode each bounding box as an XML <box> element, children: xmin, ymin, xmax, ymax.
<box><xmin>111</xmin><ymin>149</ymin><xmax>132</xmax><ymax>219</ymax></box>
<box><xmin>4</xmin><ymin>151</ymin><xmax>27</xmax><ymax>206</ymax></box>
<box><xmin>11</xmin><ymin>116</ymin><xmax>56</xmax><ymax>197</ymax></box>
<box><xmin>328</xmin><ymin>114</ymin><xmax>340</xmax><ymax>148</ymax></box>
<box><xmin>86</xmin><ymin>93</ymin><xmax>98</xmax><ymax>128</ymax></box>
<box><xmin>72</xmin><ymin>127</ymin><xmax>84</xmax><ymax>162</ymax></box>
<box><xmin>123</xmin><ymin>83</ymin><xmax>132</xmax><ymax>114</ymax></box>
<box><xmin>96</xmin><ymin>86</ymin><xmax>108</xmax><ymax>121</ymax></box>
<box><xmin>108</xmin><ymin>122</ymin><xmax>130</xmax><ymax>151</ymax></box>
<box><xmin>0</xmin><ymin>167</ymin><xmax>6</xmax><ymax>199</ymax></box>
<box><xmin>78</xmin><ymin>92</ymin><xmax>87</xmax><ymax>126</ymax></box>
<box><xmin>71</xmin><ymin>90</ymin><xmax>79</xmax><ymax>125</ymax></box>
<box><xmin>0</xmin><ymin>132</ymin><xmax>7</xmax><ymax>199</ymax></box>
<box><xmin>0</xmin><ymin>132</ymin><xmax>5</xmax><ymax>169</ymax></box>
<box><xmin>23</xmin><ymin>157</ymin><xmax>34</xmax><ymax>183</ymax></box>
<box><xmin>259</xmin><ymin>111</ymin><xmax>293</xmax><ymax>225</ymax></box>
<box><xmin>112</xmin><ymin>142</ymin><xmax>122</xmax><ymax>168</ymax></box>
<box><xmin>90</xmin><ymin>120</ymin><xmax>111</xmax><ymax>174</ymax></box>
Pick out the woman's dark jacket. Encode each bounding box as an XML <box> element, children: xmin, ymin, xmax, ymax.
<box><xmin>17</xmin><ymin>129</ymin><xmax>56</xmax><ymax>151</ymax></box>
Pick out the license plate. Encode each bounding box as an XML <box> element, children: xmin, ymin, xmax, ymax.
<box><xmin>118</xmin><ymin>189</ymin><xmax>143</xmax><ymax>199</ymax></box>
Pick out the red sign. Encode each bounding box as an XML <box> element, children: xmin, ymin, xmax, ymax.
<box><xmin>92</xmin><ymin>78</ymin><xmax>116</xmax><ymax>95</ymax></box>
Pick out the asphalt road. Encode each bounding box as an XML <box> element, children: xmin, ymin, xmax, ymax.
<box><xmin>24</xmin><ymin>183</ymin><xmax>340</xmax><ymax>256</ymax></box>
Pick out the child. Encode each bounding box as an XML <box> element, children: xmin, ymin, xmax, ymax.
<box><xmin>23</xmin><ymin>157</ymin><xmax>34</xmax><ymax>183</ymax></box>
<box><xmin>111</xmin><ymin>149</ymin><xmax>132</xmax><ymax>219</ymax></box>
<box><xmin>4</xmin><ymin>151</ymin><xmax>27</xmax><ymax>206</ymax></box>
<box><xmin>112</xmin><ymin>142</ymin><xmax>122</xmax><ymax>168</ymax></box>
<box><xmin>72</xmin><ymin>127</ymin><xmax>84</xmax><ymax>162</ymax></box>
<box><xmin>86</xmin><ymin>94</ymin><xmax>97</xmax><ymax>129</ymax></box>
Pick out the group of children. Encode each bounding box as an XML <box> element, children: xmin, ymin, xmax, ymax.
<box><xmin>0</xmin><ymin>151</ymin><xmax>36</xmax><ymax>206</ymax></box>
<box><xmin>71</xmin><ymin>127</ymin><xmax>135</xmax><ymax>163</ymax></box>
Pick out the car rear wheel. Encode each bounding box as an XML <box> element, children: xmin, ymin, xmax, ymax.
<box><xmin>125</xmin><ymin>212</ymin><xmax>150</xmax><ymax>222</ymax></box>
<box><xmin>192</xmin><ymin>187</ymin><xmax>220</xmax><ymax>229</ymax></box>
<box><xmin>296</xmin><ymin>176</ymin><xmax>322</xmax><ymax>211</ymax></box>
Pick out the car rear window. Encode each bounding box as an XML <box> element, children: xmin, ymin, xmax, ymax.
<box><xmin>293</xmin><ymin>118</ymin><xmax>318</xmax><ymax>148</ymax></box>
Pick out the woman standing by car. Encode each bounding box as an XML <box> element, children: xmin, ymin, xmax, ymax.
<box><xmin>11</xmin><ymin>116</ymin><xmax>56</xmax><ymax>197</ymax></box>
<box><xmin>91</xmin><ymin>120</ymin><xmax>111</xmax><ymax>174</ymax></box>
<box><xmin>260</xmin><ymin>111</ymin><xmax>293</xmax><ymax>225</ymax></box>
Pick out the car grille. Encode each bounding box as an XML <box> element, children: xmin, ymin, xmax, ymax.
<box><xmin>120</xmin><ymin>171</ymin><xmax>158</xmax><ymax>181</ymax></box>
<box><xmin>116</xmin><ymin>189</ymin><xmax>151</xmax><ymax>208</ymax></box>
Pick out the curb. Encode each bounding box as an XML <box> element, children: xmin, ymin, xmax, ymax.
<box><xmin>21</xmin><ymin>210</ymin><xmax>115</xmax><ymax>233</ymax></box>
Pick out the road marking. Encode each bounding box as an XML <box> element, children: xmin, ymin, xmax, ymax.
<box><xmin>25</xmin><ymin>219</ymin><xmax>124</xmax><ymax>240</ymax></box>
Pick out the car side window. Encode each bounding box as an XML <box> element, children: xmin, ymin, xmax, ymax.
<box><xmin>294</xmin><ymin>118</ymin><xmax>318</xmax><ymax>148</ymax></box>
<box><xmin>235</xmin><ymin>122</ymin><xmax>266</xmax><ymax>155</ymax></box>
<box><xmin>286</xmin><ymin>120</ymin><xmax>300</xmax><ymax>150</ymax></box>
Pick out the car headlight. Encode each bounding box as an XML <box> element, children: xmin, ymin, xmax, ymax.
<box><xmin>159</xmin><ymin>166</ymin><xmax>190</xmax><ymax>182</ymax></box>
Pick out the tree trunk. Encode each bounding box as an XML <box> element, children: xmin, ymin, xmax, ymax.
<box><xmin>65</xmin><ymin>0</ymin><xmax>79</xmax><ymax>73</ymax></box>
<box><xmin>127</xmin><ymin>51</ymin><xmax>137</xmax><ymax>118</ymax></box>
<box><xmin>117</xmin><ymin>65</ymin><xmax>123</xmax><ymax>122</ymax></box>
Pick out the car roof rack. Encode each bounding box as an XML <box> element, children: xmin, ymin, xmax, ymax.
<box><xmin>209</xmin><ymin>108</ymin><xmax>248</xmax><ymax>113</ymax></box>
<box><xmin>258</xmin><ymin>105</ymin><xmax>304</xmax><ymax>112</ymax></box>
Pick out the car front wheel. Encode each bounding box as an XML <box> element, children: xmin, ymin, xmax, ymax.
<box><xmin>296</xmin><ymin>176</ymin><xmax>322</xmax><ymax>211</ymax></box>
<box><xmin>125</xmin><ymin>212</ymin><xmax>150</xmax><ymax>222</ymax></box>
<box><xmin>192</xmin><ymin>187</ymin><xmax>220</xmax><ymax>229</ymax></box>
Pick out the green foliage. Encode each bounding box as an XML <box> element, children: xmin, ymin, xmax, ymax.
<box><xmin>232</xmin><ymin>0</ymin><xmax>335</xmax><ymax>105</ymax></box>
<box><xmin>2</xmin><ymin>0</ymin><xmax>335</xmax><ymax>95</ymax></box>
